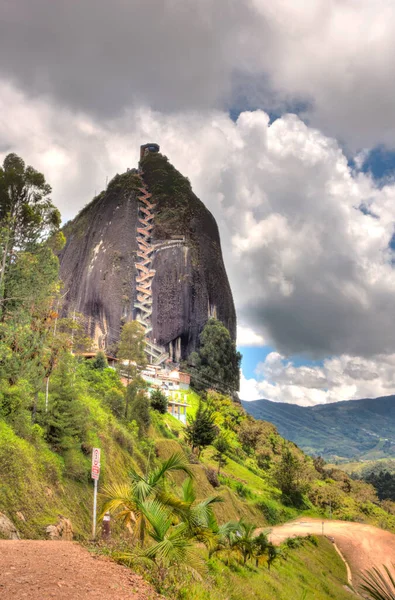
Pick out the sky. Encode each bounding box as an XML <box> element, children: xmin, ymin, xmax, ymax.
<box><xmin>2</xmin><ymin>0</ymin><xmax>395</xmax><ymax>405</ymax></box>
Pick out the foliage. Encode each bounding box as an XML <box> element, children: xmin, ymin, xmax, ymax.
<box><xmin>0</xmin><ymin>152</ymin><xmax>60</xmax><ymax>305</ymax></box>
<box><xmin>117</xmin><ymin>320</ymin><xmax>147</xmax><ymax>380</ymax></box>
<box><xmin>92</xmin><ymin>351</ymin><xmax>108</xmax><ymax>370</ymax></box>
<box><xmin>186</xmin><ymin>402</ymin><xmax>218</xmax><ymax>456</ymax></box>
<box><xmin>272</xmin><ymin>446</ymin><xmax>314</xmax><ymax>507</ymax></box>
<box><xmin>360</xmin><ymin>564</ymin><xmax>395</xmax><ymax>600</ymax></box>
<box><xmin>188</xmin><ymin>318</ymin><xmax>241</xmax><ymax>394</ymax></box>
<box><xmin>365</xmin><ymin>471</ymin><xmax>395</xmax><ymax>501</ymax></box>
<box><xmin>101</xmin><ymin>452</ymin><xmax>193</xmax><ymax>544</ymax></box>
<box><xmin>150</xmin><ymin>389</ymin><xmax>168</xmax><ymax>414</ymax></box>
<box><xmin>212</xmin><ymin>433</ymin><xmax>230</xmax><ymax>474</ymax></box>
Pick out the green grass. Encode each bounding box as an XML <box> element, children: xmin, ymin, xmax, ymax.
<box><xmin>179</xmin><ymin>537</ymin><xmax>355</xmax><ymax>600</ymax></box>
<box><xmin>0</xmin><ymin>393</ymin><xmax>143</xmax><ymax>539</ymax></box>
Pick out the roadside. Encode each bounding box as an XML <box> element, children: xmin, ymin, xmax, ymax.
<box><xmin>0</xmin><ymin>540</ymin><xmax>161</xmax><ymax>600</ymax></box>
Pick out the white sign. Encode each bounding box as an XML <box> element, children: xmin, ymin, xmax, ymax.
<box><xmin>91</xmin><ymin>448</ymin><xmax>101</xmax><ymax>480</ymax></box>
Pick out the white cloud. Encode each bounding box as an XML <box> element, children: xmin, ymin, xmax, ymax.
<box><xmin>241</xmin><ymin>352</ymin><xmax>395</xmax><ymax>406</ymax></box>
<box><xmin>237</xmin><ymin>326</ymin><xmax>266</xmax><ymax>347</ymax></box>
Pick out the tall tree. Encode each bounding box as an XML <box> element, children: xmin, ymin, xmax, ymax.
<box><xmin>117</xmin><ymin>320</ymin><xmax>147</xmax><ymax>379</ymax></box>
<box><xmin>186</xmin><ymin>402</ymin><xmax>218</xmax><ymax>456</ymax></box>
<box><xmin>188</xmin><ymin>318</ymin><xmax>241</xmax><ymax>394</ymax></box>
<box><xmin>212</xmin><ymin>433</ymin><xmax>230</xmax><ymax>474</ymax></box>
<box><xmin>272</xmin><ymin>446</ymin><xmax>313</xmax><ymax>506</ymax></box>
<box><xmin>117</xmin><ymin>321</ymin><xmax>147</xmax><ymax>418</ymax></box>
<box><xmin>0</xmin><ymin>153</ymin><xmax>60</xmax><ymax>305</ymax></box>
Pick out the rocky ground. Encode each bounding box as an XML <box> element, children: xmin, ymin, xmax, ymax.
<box><xmin>0</xmin><ymin>541</ymin><xmax>161</xmax><ymax>600</ymax></box>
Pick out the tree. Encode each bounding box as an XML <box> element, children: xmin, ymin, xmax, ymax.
<box><xmin>162</xmin><ymin>477</ymin><xmax>222</xmax><ymax>538</ymax></box>
<box><xmin>266</xmin><ymin>542</ymin><xmax>280</xmax><ymax>571</ymax></box>
<box><xmin>213</xmin><ymin>433</ymin><xmax>230</xmax><ymax>474</ymax></box>
<box><xmin>0</xmin><ymin>153</ymin><xmax>60</xmax><ymax>305</ymax></box>
<box><xmin>187</xmin><ymin>318</ymin><xmax>241</xmax><ymax>394</ymax></box>
<box><xmin>101</xmin><ymin>452</ymin><xmax>193</xmax><ymax>545</ymax></box>
<box><xmin>125</xmin><ymin>374</ymin><xmax>148</xmax><ymax>423</ymax></box>
<box><xmin>129</xmin><ymin>387</ymin><xmax>151</xmax><ymax>434</ymax></box>
<box><xmin>253</xmin><ymin>532</ymin><xmax>270</xmax><ymax>567</ymax></box>
<box><xmin>117</xmin><ymin>320</ymin><xmax>147</xmax><ymax>380</ymax></box>
<box><xmin>92</xmin><ymin>351</ymin><xmax>107</xmax><ymax>370</ymax></box>
<box><xmin>272</xmin><ymin>446</ymin><xmax>312</xmax><ymax>506</ymax></box>
<box><xmin>150</xmin><ymin>389</ymin><xmax>168</xmax><ymax>414</ymax></box>
<box><xmin>185</xmin><ymin>402</ymin><xmax>218</xmax><ymax>456</ymax></box>
<box><xmin>45</xmin><ymin>354</ymin><xmax>87</xmax><ymax>451</ymax></box>
<box><xmin>233</xmin><ymin>520</ymin><xmax>257</xmax><ymax>565</ymax></box>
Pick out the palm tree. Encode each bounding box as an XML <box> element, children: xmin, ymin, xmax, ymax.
<box><xmin>201</xmin><ymin>517</ymin><xmax>240</xmax><ymax>559</ymax></box>
<box><xmin>161</xmin><ymin>476</ymin><xmax>223</xmax><ymax>537</ymax></box>
<box><xmin>360</xmin><ymin>565</ymin><xmax>395</xmax><ymax>600</ymax></box>
<box><xmin>119</xmin><ymin>499</ymin><xmax>204</xmax><ymax>591</ymax></box>
<box><xmin>100</xmin><ymin>452</ymin><xmax>193</xmax><ymax>544</ymax></box>
<box><xmin>253</xmin><ymin>531</ymin><xmax>270</xmax><ymax>567</ymax></box>
<box><xmin>233</xmin><ymin>520</ymin><xmax>257</xmax><ymax>565</ymax></box>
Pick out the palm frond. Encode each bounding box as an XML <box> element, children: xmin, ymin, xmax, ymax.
<box><xmin>132</xmin><ymin>478</ymin><xmax>154</xmax><ymax>502</ymax></box>
<box><xmin>149</xmin><ymin>452</ymin><xmax>193</xmax><ymax>486</ymax></box>
<box><xmin>182</xmin><ymin>477</ymin><xmax>196</xmax><ymax>504</ymax></box>
<box><xmin>139</xmin><ymin>499</ymin><xmax>173</xmax><ymax>542</ymax></box>
<box><xmin>360</xmin><ymin>565</ymin><xmax>395</xmax><ymax>600</ymax></box>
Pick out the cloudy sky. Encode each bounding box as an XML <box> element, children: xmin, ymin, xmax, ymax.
<box><xmin>2</xmin><ymin>0</ymin><xmax>395</xmax><ymax>405</ymax></box>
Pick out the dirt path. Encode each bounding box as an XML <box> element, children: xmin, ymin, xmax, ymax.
<box><xmin>267</xmin><ymin>518</ymin><xmax>395</xmax><ymax>588</ymax></box>
<box><xmin>0</xmin><ymin>541</ymin><xmax>161</xmax><ymax>600</ymax></box>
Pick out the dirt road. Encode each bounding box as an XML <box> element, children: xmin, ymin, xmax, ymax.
<box><xmin>0</xmin><ymin>541</ymin><xmax>160</xmax><ymax>600</ymax></box>
<box><xmin>268</xmin><ymin>518</ymin><xmax>395</xmax><ymax>588</ymax></box>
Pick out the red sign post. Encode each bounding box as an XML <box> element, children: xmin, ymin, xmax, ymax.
<box><xmin>91</xmin><ymin>448</ymin><xmax>101</xmax><ymax>539</ymax></box>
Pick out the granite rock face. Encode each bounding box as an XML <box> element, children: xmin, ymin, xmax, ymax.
<box><xmin>59</xmin><ymin>152</ymin><xmax>236</xmax><ymax>359</ymax></box>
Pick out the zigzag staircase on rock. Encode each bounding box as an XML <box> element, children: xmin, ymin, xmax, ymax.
<box><xmin>134</xmin><ymin>172</ymin><xmax>169</xmax><ymax>365</ymax></box>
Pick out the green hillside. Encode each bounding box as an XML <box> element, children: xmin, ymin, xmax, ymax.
<box><xmin>242</xmin><ymin>396</ymin><xmax>395</xmax><ymax>461</ymax></box>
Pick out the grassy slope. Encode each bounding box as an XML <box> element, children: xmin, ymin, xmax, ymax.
<box><xmin>184</xmin><ymin>538</ymin><xmax>354</xmax><ymax>600</ymax></box>
<box><xmin>0</xmin><ymin>370</ymin><xmax>388</xmax><ymax>599</ymax></box>
<box><xmin>0</xmin><ymin>393</ymin><xmax>146</xmax><ymax>539</ymax></box>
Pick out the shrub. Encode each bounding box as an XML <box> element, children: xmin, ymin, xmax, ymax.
<box><xmin>205</xmin><ymin>467</ymin><xmax>220</xmax><ymax>488</ymax></box>
<box><xmin>285</xmin><ymin>536</ymin><xmax>305</xmax><ymax>549</ymax></box>
<box><xmin>150</xmin><ymin>390</ymin><xmax>168</xmax><ymax>414</ymax></box>
<box><xmin>306</xmin><ymin>534</ymin><xmax>319</xmax><ymax>546</ymax></box>
<box><xmin>235</xmin><ymin>482</ymin><xmax>252</xmax><ymax>499</ymax></box>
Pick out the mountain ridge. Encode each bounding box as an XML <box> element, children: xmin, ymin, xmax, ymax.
<box><xmin>242</xmin><ymin>395</ymin><xmax>395</xmax><ymax>460</ymax></box>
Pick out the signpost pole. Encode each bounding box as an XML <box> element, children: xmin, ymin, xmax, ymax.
<box><xmin>91</xmin><ymin>447</ymin><xmax>101</xmax><ymax>540</ymax></box>
<box><xmin>92</xmin><ymin>478</ymin><xmax>98</xmax><ymax>539</ymax></box>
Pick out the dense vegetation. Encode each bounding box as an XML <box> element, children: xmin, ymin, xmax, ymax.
<box><xmin>1</xmin><ymin>154</ymin><xmax>395</xmax><ymax>599</ymax></box>
<box><xmin>243</xmin><ymin>396</ymin><xmax>395</xmax><ymax>461</ymax></box>
<box><xmin>187</xmin><ymin>318</ymin><xmax>241</xmax><ymax>394</ymax></box>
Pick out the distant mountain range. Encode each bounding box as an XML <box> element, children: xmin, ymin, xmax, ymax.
<box><xmin>242</xmin><ymin>396</ymin><xmax>395</xmax><ymax>461</ymax></box>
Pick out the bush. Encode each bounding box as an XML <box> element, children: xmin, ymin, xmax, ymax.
<box><xmin>235</xmin><ymin>481</ymin><xmax>252</xmax><ymax>499</ymax></box>
<box><xmin>104</xmin><ymin>389</ymin><xmax>125</xmax><ymax>418</ymax></box>
<box><xmin>150</xmin><ymin>390</ymin><xmax>168</xmax><ymax>414</ymax></box>
<box><xmin>205</xmin><ymin>467</ymin><xmax>220</xmax><ymax>488</ymax></box>
<box><xmin>285</xmin><ymin>536</ymin><xmax>305</xmax><ymax>549</ymax></box>
<box><xmin>306</xmin><ymin>534</ymin><xmax>319</xmax><ymax>546</ymax></box>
